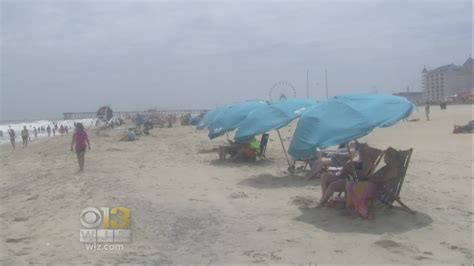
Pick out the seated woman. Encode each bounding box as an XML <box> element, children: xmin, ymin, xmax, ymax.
<box><xmin>318</xmin><ymin>143</ymin><xmax>379</xmax><ymax>206</ymax></box>
<box><xmin>306</xmin><ymin>141</ymin><xmax>359</xmax><ymax>179</ymax></box>
<box><xmin>345</xmin><ymin>147</ymin><xmax>401</xmax><ymax>218</ymax></box>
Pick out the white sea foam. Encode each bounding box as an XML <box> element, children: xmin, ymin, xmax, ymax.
<box><xmin>0</xmin><ymin>118</ymin><xmax>98</xmax><ymax>145</ymax></box>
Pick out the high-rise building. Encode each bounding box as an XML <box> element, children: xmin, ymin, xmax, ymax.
<box><xmin>422</xmin><ymin>56</ymin><xmax>473</xmax><ymax>102</ymax></box>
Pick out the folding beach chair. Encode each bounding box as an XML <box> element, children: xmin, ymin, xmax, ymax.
<box><xmin>375</xmin><ymin>148</ymin><xmax>414</xmax><ymax>213</ymax></box>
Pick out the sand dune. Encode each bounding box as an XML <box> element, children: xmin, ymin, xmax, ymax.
<box><xmin>0</xmin><ymin>105</ymin><xmax>472</xmax><ymax>264</ymax></box>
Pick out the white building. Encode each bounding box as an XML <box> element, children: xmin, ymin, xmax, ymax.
<box><xmin>422</xmin><ymin>56</ymin><xmax>473</xmax><ymax>102</ymax></box>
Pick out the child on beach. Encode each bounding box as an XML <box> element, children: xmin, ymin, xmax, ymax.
<box><xmin>71</xmin><ymin>123</ymin><xmax>91</xmax><ymax>172</ymax></box>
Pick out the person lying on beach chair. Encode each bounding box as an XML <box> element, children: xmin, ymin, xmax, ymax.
<box><xmin>453</xmin><ymin>120</ymin><xmax>474</xmax><ymax>134</ymax></box>
<box><xmin>306</xmin><ymin>141</ymin><xmax>359</xmax><ymax>179</ymax></box>
<box><xmin>318</xmin><ymin>143</ymin><xmax>382</xmax><ymax>207</ymax></box>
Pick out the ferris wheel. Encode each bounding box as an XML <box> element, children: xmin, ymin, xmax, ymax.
<box><xmin>269</xmin><ymin>81</ymin><xmax>296</xmax><ymax>102</ymax></box>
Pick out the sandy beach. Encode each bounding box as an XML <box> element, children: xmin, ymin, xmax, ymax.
<box><xmin>0</xmin><ymin>105</ymin><xmax>472</xmax><ymax>264</ymax></box>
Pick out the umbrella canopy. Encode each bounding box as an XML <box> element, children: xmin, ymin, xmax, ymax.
<box><xmin>288</xmin><ymin>93</ymin><xmax>415</xmax><ymax>159</ymax></box>
<box><xmin>196</xmin><ymin>106</ymin><xmax>227</xmax><ymax>130</ymax></box>
<box><xmin>208</xmin><ymin>101</ymin><xmax>268</xmax><ymax>139</ymax></box>
<box><xmin>234</xmin><ymin>98</ymin><xmax>317</xmax><ymax>142</ymax></box>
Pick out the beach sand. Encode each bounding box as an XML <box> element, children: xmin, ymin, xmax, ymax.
<box><xmin>0</xmin><ymin>105</ymin><xmax>472</xmax><ymax>264</ymax></box>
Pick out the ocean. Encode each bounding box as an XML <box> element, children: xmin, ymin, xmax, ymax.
<box><xmin>0</xmin><ymin>118</ymin><xmax>98</xmax><ymax>145</ymax></box>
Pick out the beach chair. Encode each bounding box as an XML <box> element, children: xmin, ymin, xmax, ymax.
<box><xmin>259</xmin><ymin>133</ymin><xmax>270</xmax><ymax>158</ymax></box>
<box><xmin>338</xmin><ymin>145</ymin><xmax>384</xmax><ymax>197</ymax></box>
<box><xmin>376</xmin><ymin>148</ymin><xmax>414</xmax><ymax>213</ymax></box>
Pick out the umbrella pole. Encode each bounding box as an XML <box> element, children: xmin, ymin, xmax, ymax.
<box><xmin>277</xmin><ymin>129</ymin><xmax>291</xmax><ymax>168</ymax></box>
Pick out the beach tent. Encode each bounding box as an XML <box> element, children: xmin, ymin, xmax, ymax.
<box><xmin>207</xmin><ymin>101</ymin><xmax>268</xmax><ymax>139</ymax></box>
<box><xmin>288</xmin><ymin>93</ymin><xmax>415</xmax><ymax>159</ymax></box>
<box><xmin>234</xmin><ymin>98</ymin><xmax>318</xmax><ymax>166</ymax></box>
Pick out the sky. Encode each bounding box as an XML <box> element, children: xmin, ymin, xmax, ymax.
<box><xmin>1</xmin><ymin>0</ymin><xmax>472</xmax><ymax>121</ymax></box>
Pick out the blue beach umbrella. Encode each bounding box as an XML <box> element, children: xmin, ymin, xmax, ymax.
<box><xmin>288</xmin><ymin>93</ymin><xmax>415</xmax><ymax>159</ymax></box>
<box><xmin>334</xmin><ymin>93</ymin><xmax>415</xmax><ymax>127</ymax></box>
<box><xmin>234</xmin><ymin>98</ymin><xmax>317</xmax><ymax>142</ymax></box>
<box><xmin>207</xmin><ymin>100</ymin><xmax>268</xmax><ymax>139</ymax></box>
<box><xmin>197</xmin><ymin>106</ymin><xmax>227</xmax><ymax>130</ymax></box>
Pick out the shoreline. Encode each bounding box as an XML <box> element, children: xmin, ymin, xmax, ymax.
<box><xmin>0</xmin><ymin>105</ymin><xmax>472</xmax><ymax>264</ymax></box>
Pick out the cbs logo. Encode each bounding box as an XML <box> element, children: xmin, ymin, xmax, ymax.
<box><xmin>80</xmin><ymin>207</ymin><xmax>130</xmax><ymax>229</ymax></box>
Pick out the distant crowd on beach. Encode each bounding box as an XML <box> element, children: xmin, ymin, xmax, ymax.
<box><xmin>2</xmin><ymin>119</ymin><xmax>97</xmax><ymax>150</ymax></box>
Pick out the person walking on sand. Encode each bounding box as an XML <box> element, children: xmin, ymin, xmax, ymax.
<box><xmin>71</xmin><ymin>123</ymin><xmax>90</xmax><ymax>172</ymax></box>
<box><xmin>425</xmin><ymin>100</ymin><xmax>430</xmax><ymax>121</ymax></box>
<box><xmin>21</xmin><ymin>126</ymin><xmax>29</xmax><ymax>148</ymax></box>
<box><xmin>8</xmin><ymin>127</ymin><xmax>16</xmax><ymax>150</ymax></box>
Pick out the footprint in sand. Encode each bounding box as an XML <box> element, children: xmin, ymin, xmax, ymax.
<box><xmin>290</xmin><ymin>196</ymin><xmax>318</xmax><ymax>208</ymax></box>
<box><xmin>13</xmin><ymin>217</ymin><xmax>29</xmax><ymax>222</ymax></box>
<box><xmin>6</xmin><ymin>236</ymin><xmax>33</xmax><ymax>243</ymax></box>
<box><xmin>243</xmin><ymin>250</ymin><xmax>282</xmax><ymax>263</ymax></box>
<box><xmin>8</xmin><ymin>248</ymin><xmax>30</xmax><ymax>256</ymax></box>
<box><xmin>374</xmin><ymin>239</ymin><xmax>401</xmax><ymax>249</ymax></box>
<box><xmin>374</xmin><ymin>239</ymin><xmax>433</xmax><ymax>261</ymax></box>
<box><xmin>440</xmin><ymin>241</ymin><xmax>472</xmax><ymax>259</ymax></box>
<box><xmin>25</xmin><ymin>194</ymin><xmax>39</xmax><ymax>201</ymax></box>
<box><xmin>228</xmin><ymin>191</ymin><xmax>249</xmax><ymax>199</ymax></box>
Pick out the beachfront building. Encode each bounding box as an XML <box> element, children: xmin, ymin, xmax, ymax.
<box><xmin>422</xmin><ymin>56</ymin><xmax>473</xmax><ymax>103</ymax></box>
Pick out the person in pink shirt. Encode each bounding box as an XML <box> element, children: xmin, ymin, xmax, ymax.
<box><xmin>70</xmin><ymin>123</ymin><xmax>91</xmax><ymax>172</ymax></box>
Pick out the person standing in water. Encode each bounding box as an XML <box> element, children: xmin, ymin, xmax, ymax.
<box><xmin>425</xmin><ymin>100</ymin><xmax>430</xmax><ymax>121</ymax></box>
<box><xmin>71</xmin><ymin>123</ymin><xmax>90</xmax><ymax>172</ymax></box>
<box><xmin>21</xmin><ymin>126</ymin><xmax>29</xmax><ymax>148</ymax></box>
<box><xmin>33</xmin><ymin>127</ymin><xmax>38</xmax><ymax>138</ymax></box>
<box><xmin>8</xmin><ymin>127</ymin><xmax>16</xmax><ymax>150</ymax></box>
<box><xmin>47</xmin><ymin>125</ymin><xmax>51</xmax><ymax>137</ymax></box>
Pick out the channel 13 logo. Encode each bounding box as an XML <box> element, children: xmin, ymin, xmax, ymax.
<box><xmin>79</xmin><ymin>207</ymin><xmax>131</xmax><ymax>243</ymax></box>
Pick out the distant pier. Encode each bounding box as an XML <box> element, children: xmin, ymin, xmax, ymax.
<box><xmin>63</xmin><ymin>109</ymin><xmax>208</xmax><ymax>120</ymax></box>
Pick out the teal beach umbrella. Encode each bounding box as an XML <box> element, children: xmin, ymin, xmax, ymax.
<box><xmin>207</xmin><ymin>101</ymin><xmax>267</xmax><ymax>139</ymax></box>
<box><xmin>288</xmin><ymin>93</ymin><xmax>415</xmax><ymax>159</ymax></box>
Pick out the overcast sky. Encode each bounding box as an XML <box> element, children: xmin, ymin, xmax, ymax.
<box><xmin>1</xmin><ymin>0</ymin><xmax>472</xmax><ymax>121</ymax></box>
